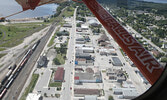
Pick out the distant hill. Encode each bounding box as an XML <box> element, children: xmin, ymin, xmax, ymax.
<box><xmin>97</xmin><ymin>0</ymin><xmax>167</xmax><ymax>17</ymax></box>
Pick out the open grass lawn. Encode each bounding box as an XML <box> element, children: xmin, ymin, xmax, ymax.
<box><xmin>0</xmin><ymin>23</ymin><xmax>47</xmax><ymax>48</ymax></box>
<box><xmin>49</xmin><ymin>82</ymin><xmax>62</xmax><ymax>87</ymax></box>
<box><xmin>0</xmin><ymin>48</ymin><xmax>6</xmax><ymax>51</ymax></box>
<box><xmin>62</xmin><ymin>6</ymin><xmax>74</xmax><ymax>17</ymax></box>
<box><xmin>0</xmin><ymin>53</ymin><xmax>7</xmax><ymax>59</ymax></box>
<box><xmin>56</xmin><ymin>54</ymin><xmax>65</xmax><ymax>65</ymax></box>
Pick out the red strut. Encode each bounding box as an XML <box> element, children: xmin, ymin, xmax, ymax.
<box><xmin>82</xmin><ymin>0</ymin><xmax>164</xmax><ymax>85</ymax></box>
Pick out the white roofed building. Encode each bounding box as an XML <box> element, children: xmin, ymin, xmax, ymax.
<box><xmin>26</xmin><ymin>93</ymin><xmax>42</xmax><ymax>100</ymax></box>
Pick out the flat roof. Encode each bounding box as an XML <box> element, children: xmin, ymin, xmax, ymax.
<box><xmin>74</xmin><ymin>89</ymin><xmax>100</xmax><ymax>95</ymax></box>
<box><xmin>26</xmin><ymin>93</ymin><xmax>41</xmax><ymax>100</ymax></box>
<box><xmin>75</xmin><ymin>73</ymin><xmax>94</xmax><ymax>80</ymax></box>
<box><xmin>54</xmin><ymin>67</ymin><xmax>64</xmax><ymax>81</ymax></box>
<box><xmin>112</xmin><ymin>57</ymin><xmax>122</xmax><ymax>66</ymax></box>
<box><xmin>85</xmin><ymin>95</ymin><xmax>97</xmax><ymax>100</ymax></box>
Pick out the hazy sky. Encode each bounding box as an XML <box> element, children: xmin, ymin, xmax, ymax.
<box><xmin>142</xmin><ymin>0</ymin><xmax>167</xmax><ymax>3</ymax></box>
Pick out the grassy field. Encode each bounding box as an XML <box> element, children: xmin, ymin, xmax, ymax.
<box><xmin>56</xmin><ymin>54</ymin><xmax>65</xmax><ymax>65</ymax></box>
<box><xmin>62</xmin><ymin>6</ymin><xmax>75</xmax><ymax>17</ymax></box>
<box><xmin>19</xmin><ymin>74</ymin><xmax>39</xmax><ymax>100</ymax></box>
<box><xmin>0</xmin><ymin>64</ymin><xmax>4</xmax><ymax>68</ymax></box>
<box><xmin>0</xmin><ymin>22</ymin><xmax>47</xmax><ymax>48</ymax></box>
<box><xmin>47</xmin><ymin>27</ymin><xmax>60</xmax><ymax>47</ymax></box>
<box><xmin>0</xmin><ymin>53</ymin><xmax>7</xmax><ymax>59</ymax></box>
<box><xmin>49</xmin><ymin>82</ymin><xmax>62</xmax><ymax>87</ymax></box>
<box><xmin>0</xmin><ymin>48</ymin><xmax>6</xmax><ymax>51</ymax></box>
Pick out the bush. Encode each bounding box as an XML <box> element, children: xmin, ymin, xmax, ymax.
<box><xmin>109</xmin><ymin>95</ymin><xmax>114</xmax><ymax>100</ymax></box>
<box><xmin>77</xmin><ymin>23</ymin><xmax>81</xmax><ymax>27</ymax></box>
<box><xmin>53</xmin><ymin>58</ymin><xmax>61</xmax><ymax>65</ymax></box>
<box><xmin>44</xmin><ymin>93</ymin><xmax>47</xmax><ymax>97</ymax></box>
<box><xmin>161</xmin><ymin>57</ymin><xmax>167</xmax><ymax>62</ymax></box>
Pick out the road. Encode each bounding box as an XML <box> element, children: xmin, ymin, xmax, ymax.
<box><xmin>61</xmin><ymin>8</ymin><xmax>77</xmax><ymax>100</ymax></box>
<box><xmin>2</xmin><ymin>22</ymin><xmax>57</xmax><ymax>100</ymax></box>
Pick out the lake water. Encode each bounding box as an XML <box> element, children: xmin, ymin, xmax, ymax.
<box><xmin>0</xmin><ymin>0</ymin><xmax>58</xmax><ymax>19</ymax></box>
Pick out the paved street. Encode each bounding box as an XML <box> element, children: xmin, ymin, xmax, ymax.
<box><xmin>61</xmin><ymin>8</ymin><xmax>77</xmax><ymax>100</ymax></box>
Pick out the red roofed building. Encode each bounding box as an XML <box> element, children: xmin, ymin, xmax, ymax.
<box><xmin>75</xmin><ymin>76</ymin><xmax>79</xmax><ymax>80</ymax></box>
<box><xmin>54</xmin><ymin>67</ymin><xmax>64</xmax><ymax>82</ymax></box>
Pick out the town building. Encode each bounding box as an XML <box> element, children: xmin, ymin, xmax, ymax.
<box><xmin>99</xmin><ymin>48</ymin><xmax>117</xmax><ymax>56</ymax></box>
<box><xmin>63</xmin><ymin>23</ymin><xmax>72</xmax><ymax>28</ymax></box>
<box><xmin>37</xmin><ymin>56</ymin><xmax>48</xmax><ymax>68</ymax></box>
<box><xmin>75</xmin><ymin>53</ymin><xmax>92</xmax><ymax>60</ymax></box>
<box><xmin>97</xmin><ymin>34</ymin><xmax>109</xmax><ymax>44</ymax></box>
<box><xmin>75</xmin><ymin>58</ymin><xmax>87</xmax><ymax>65</ymax></box>
<box><xmin>111</xmin><ymin>57</ymin><xmax>123</xmax><ymax>66</ymax></box>
<box><xmin>88</xmin><ymin>19</ymin><xmax>99</xmax><ymax>27</ymax></box>
<box><xmin>74</xmin><ymin>69</ymin><xmax>102</xmax><ymax>84</ymax></box>
<box><xmin>26</xmin><ymin>93</ymin><xmax>43</xmax><ymax>100</ymax></box>
<box><xmin>74</xmin><ymin>89</ymin><xmax>101</xmax><ymax>97</ymax></box>
<box><xmin>76</xmin><ymin>47</ymin><xmax>94</xmax><ymax>53</ymax></box>
<box><xmin>76</xmin><ymin>36</ymin><xmax>86</xmax><ymax>44</ymax></box>
<box><xmin>81</xmin><ymin>24</ymin><xmax>89</xmax><ymax>30</ymax></box>
<box><xmin>113</xmin><ymin>88</ymin><xmax>138</xmax><ymax>99</ymax></box>
<box><xmin>84</xmin><ymin>95</ymin><xmax>97</xmax><ymax>100</ymax></box>
<box><xmin>106</xmin><ymin>68</ymin><xmax>126</xmax><ymax>83</ymax></box>
<box><xmin>54</xmin><ymin>67</ymin><xmax>64</xmax><ymax>82</ymax></box>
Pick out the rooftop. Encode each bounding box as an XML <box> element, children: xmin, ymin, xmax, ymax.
<box><xmin>84</xmin><ymin>95</ymin><xmax>97</xmax><ymax>100</ymax></box>
<box><xmin>26</xmin><ymin>93</ymin><xmax>42</xmax><ymax>100</ymax></box>
<box><xmin>74</xmin><ymin>89</ymin><xmax>100</xmax><ymax>96</ymax></box>
<box><xmin>54</xmin><ymin>67</ymin><xmax>64</xmax><ymax>81</ymax></box>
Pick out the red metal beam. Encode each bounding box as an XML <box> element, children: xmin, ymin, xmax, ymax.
<box><xmin>82</xmin><ymin>0</ymin><xmax>164</xmax><ymax>85</ymax></box>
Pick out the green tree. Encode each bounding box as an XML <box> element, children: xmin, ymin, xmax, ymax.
<box><xmin>161</xmin><ymin>57</ymin><xmax>167</xmax><ymax>62</ymax></box>
<box><xmin>77</xmin><ymin>23</ymin><xmax>81</xmax><ymax>27</ymax></box>
<box><xmin>53</xmin><ymin>58</ymin><xmax>61</xmax><ymax>65</ymax></box>
<box><xmin>109</xmin><ymin>95</ymin><xmax>114</xmax><ymax>100</ymax></box>
<box><xmin>44</xmin><ymin>93</ymin><xmax>47</xmax><ymax>97</ymax></box>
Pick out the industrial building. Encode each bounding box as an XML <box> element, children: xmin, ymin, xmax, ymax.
<box><xmin>75</xmin><ymin>53</ymin><xmax>92</xmax><ymax>60</ymax></box>
<box><xmin>76</xmin><ymin>36</ymin><xmax>86</xmax><ymax>44</ymax></box>
<box><xmin>74</xmin><ymin>70</ymin><xmax>102</xmax><ymax>84</ymax></box>
<box><xmin>63</xmin><ymin>23</ymin><xmax>72</xmax><ymax>28</ymax></box>
<box><xmin>88</xmin><ymin>19</ymin><xmax>99</xmax><ymax>27</ymax></box>
<box><xmin>84</xmin><ymin>95</ymin><xmax>97</xmax><ymax>100</ymax></box>
<box><xmin>99</xmin><ymin>48</ymin><xmax>117</xmax><ymax>56</ymax></box>
<box><xmin>111</xmin><ymin>57</ymin><xmax>123</xmax><ymax>66</ymax></box>
<box><xmin>81</xmin><ymin>24</ymin><xmax>89</xmax><ymax>30</ymax></box>
<box><xmin>54</xmin><ymin>67</ymin><xmax>64</xmax><ymax>82</ymax></box>
<box><xmin>97</xmin><ymin>34</ymin><xmax>109</xmax><ymax>44</ymax></box>
<box><xmin>75</xmin><ymin>58</ymin><xmax>87</xmax><ymax>65</ymax></box>
<box><xmin>74</xmin><ymin>89</ymin><xmax>101</xmax><ymax>97</ymax></box>
<box><xmin>106</xmin><ymin>68</ymin><xmax>126</xmax><ymax>83</ymax></box>
<box><xmin>113</xmin><ymin>88</ymin><xmax>138</xmax><ymax>99</ymax></box>
<box><xmin>26</xmin><ymin>93</ymin><xmax>43</xmax><ymax>100</ymax></box>
<box><xmin>76</xmin><ymin>47</ymin><xmax>94</xmax><ymax>53</ymax></box>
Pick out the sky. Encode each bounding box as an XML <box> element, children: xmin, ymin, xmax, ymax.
<box><xmin>142</xmin><ymin>0</ymin><xmax>167</xmax><ymax>3</ymax></box>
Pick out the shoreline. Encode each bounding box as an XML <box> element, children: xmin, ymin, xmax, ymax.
<box><xmin>0</xmin><ymin>3</ymin><xmax>58</xmax><ymax>20</ymax></box>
